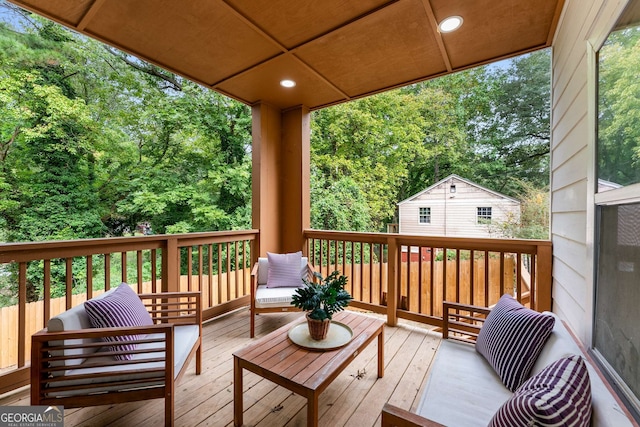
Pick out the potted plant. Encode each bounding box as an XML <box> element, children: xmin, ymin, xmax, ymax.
<box><xmin>291</xmin><ymin>270</ymin><xmax>352</xmax><ymax>340</ymax></box>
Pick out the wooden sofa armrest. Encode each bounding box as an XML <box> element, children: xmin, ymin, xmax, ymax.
<box><xmin>381</xmin><ymin>404</ymin><xmax>445</xmax><ymax>427</ymax></box>
<box><xmin>442</xmin><ymin>301</ymin><xmax>491</xmax><ymax>343</ymax></box>
<box><xmin>305</xmin><ymin>261</ymin><xmax>317</xmax><ymax>281</ymax></box>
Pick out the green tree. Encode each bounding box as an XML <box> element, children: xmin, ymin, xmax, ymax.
<box><xmin>0</xmin><ymin>5</ymin><xmax>252</xmax><ymax>304</ymax></box>
<box><xmin>468</xmin><ymin>50</ymin><xmax>552</xmax><ymax>195</ymax></box>
<box><xmin>0</xmin><ymin>20</ymin><xmax>105</xmax><ymax>242</ymax></box>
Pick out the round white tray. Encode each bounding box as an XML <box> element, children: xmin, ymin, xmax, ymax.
<box><xmin>288</xmin><ymin>320</ymin><xmax>353</xmax><ymax>351</ymax></box>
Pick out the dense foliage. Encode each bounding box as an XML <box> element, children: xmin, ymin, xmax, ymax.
<box><xmin>0</xmin><ymin>6</ymin><xmax>252</xmax><ymax>245</ymax></box>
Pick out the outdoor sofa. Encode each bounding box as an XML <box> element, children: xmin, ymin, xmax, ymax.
<box><xmin>382</xmin><ymin>295</ymin><xmax>634</xmax><ymax>427</ymax></box>
<box><xmin>30</xmin><ymin>283</ymin><xmax>202</xmax><ymax>427</ymax></box>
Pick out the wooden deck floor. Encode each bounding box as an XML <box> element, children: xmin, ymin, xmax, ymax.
<box><xmin>0</xmin><ymin>308</ymin><xmax>442</xmax><ymax>427</ymax></box>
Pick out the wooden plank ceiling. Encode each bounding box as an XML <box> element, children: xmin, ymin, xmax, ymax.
<box><xmin>8</xmin><ymin>0</ymin><xmax>564</xmax><ymax>111</ymax></box>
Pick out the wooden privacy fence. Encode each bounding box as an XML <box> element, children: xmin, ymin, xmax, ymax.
<box><xmin>310</xmin><ymin>257</ymin><xmax>514</xmax><ymax>319</ymax></box>
<box><xmin>399</xmin><ymin>257</ymin><xmax>515</xmax><ymax>317</ymax></box>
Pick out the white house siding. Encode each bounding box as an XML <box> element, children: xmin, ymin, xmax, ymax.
<box><xmin>398</xmin><ymin>178</ymin><xmax>520</xmax><ymax>238</ymax></box>
<box><xmin>550</xmin><ymin>0</ymin><xmax>628</xmax><ymax>344</ymax></box>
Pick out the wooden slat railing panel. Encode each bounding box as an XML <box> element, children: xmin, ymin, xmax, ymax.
<box><xmin>0</xmin><ymin>230</ymin><xmax>258</xmax><ymax>393</ymax></box>
<box><xmin>304</xmin><ymin>229</ymin><xmax>552</xmax><ymax>327</ymax></box>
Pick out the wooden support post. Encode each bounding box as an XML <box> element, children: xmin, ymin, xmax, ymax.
<box><xmin>536</xmin><ymin>244</ymin><xmax>553</xmax><ymax>312</ymax></box>
<box><xmin>252</xmin><ymin>103</ymin><xmax>282</xmax><ymax>256</ymax></box>
<box><xmin>252</xmin><ymin>103</ymin><xmax>310</xmax><ymax>256</ymax></box>
<box><xmin>387</xmin><ymin>237</ymin><xmax>398</xmax><ymax>326</ymax></box>
<box><xmin>280</xmin><ymin>106</ymin><xmax>310</xmax><ymax>253</ymax></box>
<box><xmin>162</xmin><ymin>237</ymin><xmax>180</xmax><ymax>293</ymax></box>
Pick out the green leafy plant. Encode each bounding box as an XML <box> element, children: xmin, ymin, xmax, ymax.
<box><xmin>291</xmin><ymin>270</ymin><xmax>352</xmax><ymax>321</ymax></box>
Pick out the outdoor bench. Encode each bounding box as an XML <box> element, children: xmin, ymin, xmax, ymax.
<box><xmin>30</xmin><ymin>284</ymin><xmax>202</xmax><ymax>427</ymax></box>
<box><xmin>382</xmin><ymin>299</ymin><xmax>634</xmax><ymax>427</ymax></box>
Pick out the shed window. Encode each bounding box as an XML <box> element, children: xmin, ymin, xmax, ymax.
<box><xmin>477</xmin><ymin>207</ymin><xmax>492</xmax><ymax>224</ymax></box>
<box><xmin>419</xmin><ymin>207</ymin><xmax>431</xmax><ymax>224</ymax></box>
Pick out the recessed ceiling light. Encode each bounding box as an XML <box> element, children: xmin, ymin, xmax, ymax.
<box><xmin>280</xmin><ymin>79</ymin><xmax>296</xmax><ymax>88</ymax></box>
<box><xmin>438</xmin><ymin>16</ymin><xmax>463</xmax><ymax>33</ymax></box>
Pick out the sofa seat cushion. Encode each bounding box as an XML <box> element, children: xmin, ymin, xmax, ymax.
<box><xmin>476</xmin><ymin>294</ymin><xmax>555</xmax><ymax>391</ymax></box>
<box><xmin>255</xmin><ymin>285</ymin><xmax>300</xmax><ymax>309</ymax></box>
<box><xmin>45</xmin><ymin>324</ymin><xmax>199</xmax><ymax>398</ymax></box>
<box><xmin>489</xmin><ymin>355</ymin><xmax>592</xmax><ymax>427</ymax></box>
<box><xmin>416</xmin><ymin>339</ymin><xmax>513</xmax><ymax>426</ymax></box>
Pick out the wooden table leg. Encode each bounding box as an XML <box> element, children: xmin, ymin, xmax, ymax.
<box><xmin>378</xmin><ymin>327</ymin><xmax>384</xmax><ymax>378</ymax></box>
<box><xmin>234</xmin><ymin>356</ymin><xmax>243</xmax><ymax>426</ymax></box>
<box><xmin>307</xmin><ymin>393</ymin><xmax>319</xmax><ymax>427</ymax></box>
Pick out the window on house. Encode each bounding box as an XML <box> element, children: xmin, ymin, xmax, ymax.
<box><xmin>477</xmin><ymin>207</ymin><xmax>492</xmax><ymax>224</ymax></box>
<box><xmin>594</xmin><ymin>0</ymin><xmax>640</xmax><ymax>415</ymax></box>
<box><xmin>419</xmin><ymin>207</ymin><xmax>431</xmax><ymax>224</ymax></box>
<box><xmin>597</xmin><ymin>2</ymin><xmax>640</xmax><ymax>193</ymax></box>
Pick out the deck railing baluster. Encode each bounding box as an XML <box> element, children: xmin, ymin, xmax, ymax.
<box><xmin>484</xmin><ymin>251</ymin><xmax>489</xmax><ymax>307</ymax></box>
<box><xmin>18</xmin><ymin>262</ymin><xmax>26</xmax><ymax>368</ymax></box>
<box><xmin>455</xmin><ymin>249</ymin><xmax>460</xmax><ymax>304</ymax></box>
<box><xmin>151</xmin><ymin>249</ymin><xmax>157</xmax><ymax>294</ymax></box>
<box><xmin>121</xmin><ymin>251</ymin><xmax>127</xmax><ymax>284</ymax></box>
<box><xmin>187</xmin><ymin>246</ymin><xmax>193</xmax><ymax>292</ymax></box>
<box><xmin>199</xmin><ymin>245</ymin><xmax>204</xmax><ymax>295</ymax></box>
<box><xmin>65</xmin><ymin>258</ymin><xmax>73</xmax><ymax>310</ymax></box>
<box><xmin>105</xmin><ymin>253</ymin><xmax>111</xmax><ymax>291</ymax></box>
<box><xmin>44</xmin><ymin>259</ymin><xmax>51</xmax><ymax>326</ymax></box>
<box><xmin>137</xmin><ymin>250</ymin><xmax>143</xmax><ymax>292</ymax></box>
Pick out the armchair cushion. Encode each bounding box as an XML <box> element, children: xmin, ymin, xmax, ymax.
<box><xmin>266</xmin><ymin>251</ymin><xmax>304</xmax><ymax>288</ymax></box>
<box><xmin>255</xmin><ymin>285</ymin><xmax>301</xmax><ymax>308</ymax></box>
<box><xmin>489</xmin><ymin>355</ymin><xmax>592</xmax><ymax>427</ymax></box>
<box><xmin>476</xmin><ymin>294</ymin><xmax>555</xmax><ymax>391</ymax></box>
<box><xmin>84</xmin><ymin>283</ymin><xmax>153</xmax><ymax>360</ymax></box>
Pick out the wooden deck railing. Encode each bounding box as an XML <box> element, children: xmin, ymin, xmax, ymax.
<box><xmin>0</xmin><ymin>230</ymin><xmax>257</xmax><ymax>395</ymax></box>
<box><xmin>0</xmin><ymin>228</ymin><xmax>551</xmax><ymax>397</ymax></box>
<box><xmin>304</xmin><ymin>229</ymin><xmax>552</xmax><ymax>327</ymax></box>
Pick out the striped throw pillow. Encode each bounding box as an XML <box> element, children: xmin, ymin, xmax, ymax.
<box><xmin>266</xmin><ymin>251</ymin><xmax>304</xmax><ymax>288</ymax></box>
<box><xmin>84</xmin><ymin>283</ymin><xmax>153</xmax><ymax>360</ymax></box>
<box><xmin>476</xmin><ymin>294</ymin><xmax>555</xmax><ymax>391</ymax></box>
<box><xmin>489</xmin><ymin>355</ymin><xmax>592</xmax><ymax>427</ymax></box>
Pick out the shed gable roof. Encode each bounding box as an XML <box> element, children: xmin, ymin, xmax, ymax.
<box><xmin>398</xmin><ymin>174</ymin><xmax>520</xmax><ymax>205</ymax></box>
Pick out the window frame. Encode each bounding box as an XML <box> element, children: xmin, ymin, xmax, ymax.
<box><xmin>476</xmin><ymin>206</ymin><xmax>492</xmax><ymax>224</ymax></box>
<box><xmin>419</xmin><ymin>207</ymin><xmax>431</xmax><ymax>225</ymax></box>
<box><xmin>592</xmin><ymin>3</ymin><xmax>640</xmax><ymax>416</ymax></box>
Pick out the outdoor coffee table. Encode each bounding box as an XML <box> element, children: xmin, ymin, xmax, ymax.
<box><xmin>233</xmin><ymin>311</ymin><xmax>385</xmax><ymax>427</ymax></box>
